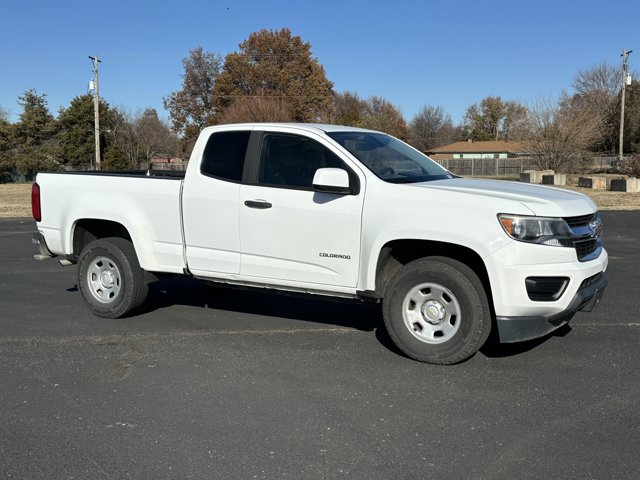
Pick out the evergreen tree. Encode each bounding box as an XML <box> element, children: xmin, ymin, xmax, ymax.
<box><xmin>13</xmin><ymin>90</ymin><xmax>60</xmax><ymax>180</ymax></box>
<box><xmin>57</xmin><ymin>94</ymin><xmax>115</xmax><ymax>168</ymax></box>
<box><xmin>0</xmin><ymin>107</ymin><xmax>15</xmax><ymax>182</ymax></box>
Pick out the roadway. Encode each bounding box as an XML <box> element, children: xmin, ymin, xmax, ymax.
<box><xmin>0</xmin><ymin>212</ymin><xmax>638</xmax><ymax>479</ymax></box>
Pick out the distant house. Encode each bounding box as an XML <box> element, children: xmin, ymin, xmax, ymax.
<box><xmin>427</xmin><ymin>140</ymin><xmax>529</xmax><ymax>161</ymax></box>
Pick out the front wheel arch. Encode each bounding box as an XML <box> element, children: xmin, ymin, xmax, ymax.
<box><xmin>372</xmin><ymin>239</ymin><xmax>494</xmax><ymax>308</ymax></box>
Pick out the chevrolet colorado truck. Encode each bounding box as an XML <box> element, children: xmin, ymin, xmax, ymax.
<box><xmin>31</xmin><ymin>123</ymin><xmax>608</xmax><ymax>364</ymax></box>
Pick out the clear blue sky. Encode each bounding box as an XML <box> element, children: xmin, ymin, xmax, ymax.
<box><xmin>1</xmin><ymin>0</ymin><xmax>637</xmax><ymax>125</ymax></box>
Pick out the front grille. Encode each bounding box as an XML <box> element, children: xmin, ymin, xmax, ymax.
<box><xmin>562</xmin><ymin>213</ymin><xmax>600</xmax><ymax>261</ymax></box>
<box><xmin>563</xmin><ymin>213</ymin><xmax>595</xmax><ymax>228</ymax></box>
<box><xmin>574</xmin><ymin>238</ymin><xmax>598</xmax><ymax>259</ymax></box>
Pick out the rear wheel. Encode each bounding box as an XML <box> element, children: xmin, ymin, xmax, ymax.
<box><xmin>382</xmin><ymin>257</ymin><xmax>491</xmax><ymax>364</ymax></box>
<box><xmin>77</xmin><ymin>237</ymin><xmax>148</xmax><ymax>318</ymax></box>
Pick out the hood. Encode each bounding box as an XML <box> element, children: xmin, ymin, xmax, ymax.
<box><xmin>411</xmin><ymin>178</ymin><xmax>597</xmax><ymax>217</ymax></box>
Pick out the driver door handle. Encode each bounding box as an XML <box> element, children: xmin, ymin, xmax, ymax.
<box><xmin>244</xmin><ymin>200</ymin><xmax>272</xmax><ymax>209</ymax></box>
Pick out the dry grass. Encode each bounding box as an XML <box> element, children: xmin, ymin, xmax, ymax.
<box><xmin>1</xmin><ymin>176</ymin><xmax>639</xmax><ymax>219</ymax></box>
<box><xmin>0</xmin><ymin>183</ymin><xmax>32</xmax><ymax>218</ymax></box>
<box><xmin>474</xmin><ymin>175</ymin><xmax>640</xmax><ymax>211</ymax></box>
<box><xmin>558</xmin><ymin>186</ymin><xmax>640</xmax><ymax>210</ymax></box>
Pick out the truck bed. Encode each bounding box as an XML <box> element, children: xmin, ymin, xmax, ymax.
<box><xmin>35</xmin><ymin>170</ymin><xmax>186</xmax><ymax>273</ymax></box>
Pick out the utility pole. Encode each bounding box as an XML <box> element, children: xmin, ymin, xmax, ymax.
<box><xmin>88</xmin><ymin>54</ymin><xmax>101</xmax><ymax>170</ymax></box>
<box><xmin>619</xmin><ymin>49</ymin><xmax>633</xmax><ymax>162</ymax></box>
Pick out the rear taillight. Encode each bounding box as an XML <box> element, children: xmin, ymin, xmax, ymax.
<box><xmin>32</xmin><ymin>182</ymin><xmax>41</xmax><ymax>222</ymax></box>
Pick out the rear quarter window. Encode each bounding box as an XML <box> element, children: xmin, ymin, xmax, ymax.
<box><xmin>201</xmin><ymin>131</ymin><xmax>251</xmax><ymax>182</ymax></box>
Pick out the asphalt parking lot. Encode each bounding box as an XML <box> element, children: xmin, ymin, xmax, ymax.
<box><xmin>1</xmin><ymin>212</ymin><xmax>639</xmax><ymax>479</ymax></box>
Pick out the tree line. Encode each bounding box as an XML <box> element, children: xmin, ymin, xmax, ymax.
<box><xmin>0</xmin><ymin>92</ymin><xmax>180</xmax><ymax>182</ymax></box>
<box><xmin>1</xmin><ymin>27</ymin><xmax>638</xmax><ymax>181</ymax></box>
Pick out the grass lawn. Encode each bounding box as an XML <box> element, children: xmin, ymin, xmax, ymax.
<box><xmin>1</xmin><ymin>178</ymin><xmax>639</xmax><ymax>219</ymax></box>
<box><xmin>0</xmin><ymin>183</ymin><xmax>32</xmax><ymax>218</ymax></box>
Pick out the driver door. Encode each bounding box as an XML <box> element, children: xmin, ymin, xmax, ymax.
<box><xmin>238</xmin><ymin>131</ymin><xmax>364</xmax><ymax>287</ymax></box>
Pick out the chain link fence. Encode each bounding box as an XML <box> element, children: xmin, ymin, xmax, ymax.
<box><xmin>590</xmin><ymin>156</ymin><xmax>632</xmax><ymax>172</ymax></box>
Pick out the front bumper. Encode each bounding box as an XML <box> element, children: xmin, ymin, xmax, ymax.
<box><xmin>496</xmin><ymin>272</ymin><xmax>608</xmax><ymax>343</ymax></box>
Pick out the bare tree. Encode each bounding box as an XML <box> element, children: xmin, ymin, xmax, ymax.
<box><xmin>163</xmin><ymin>47</ymin><xmax>222</xmax><ymax>148</ymax></box>
<box><xmin>358</xmin><ymin>96</ymin><xmax>410</xmax><ymax>141</ymax></box>
<box><xmin>409</xmin><ymin>105</ymin><xmax>457</xmax><ymax>151</ymax></box>
<box><xmin>105</xmin><ymin>108</ymin><xmax>143</xmax><ymax>167</ymax></box>
<box><xmin>574</xmin><ymin>62</ymin><xmax>620</xmax><ymax>99</ymax></box>
<box><xmin>463</xmin><ymin>96</ymin><xmax>528</xmax><ymax>141</ymax></box>
<box><xmin>324</xmin><ymin>92</ymin><xmax>410</xmax><ymax>140</ymax></box>
<box><xmin>620</xmin><ymin>153</ymin><xmax>640</xmax><ymax>178</ymax></box>
<box><xmin>328</xmin><ymin>91</ymin><xmax>367</xmax><ymax>127</ymax></box>
<box><xmin>572</xmin><ymin>62</ymin><xmax>621</xmax><ymax>153</ymax></box>
<box><xmin>525</xmin><ymin>95</ymin><xmax>603</xmax><ymax>172</ymax></box>
<box><xmin>107</xmin><ymin>107</ymin><xmax>180</xmax><ymax>168</ymax></box>
<box><xmin>623</xmin><ymin>81</ymin><xmax>640</xmax><ymax>153</ymax></box>
<box><xmin>135</xmin><ymin>109</ymin><xmax>180</xmax><ymax>160</ymax></box>
<box><xmin>502</xmin><ymin>101</ymin><xmax>529</xmax><ymax>141</ymax></box>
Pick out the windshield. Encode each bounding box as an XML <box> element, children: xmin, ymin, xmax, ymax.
<box><xmin>327</xmin><ymin>131</ymin><xmax>452</xmax><ymax>183</ymax></box>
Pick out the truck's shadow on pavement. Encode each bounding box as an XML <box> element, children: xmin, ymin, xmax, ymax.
<box><xmin>132</xmin><ymin>277</ymin><xmax>568</xmax><ymax>362</ymax></box>
<box><xmin>139</xmin><ymin>277</ymin><xmax>383</xmax><ymax>332</ymax></box>
<box><xmin>480</xmin><ymin>323</ymin><xmax>572</xmax><ymax>359</ymax></box>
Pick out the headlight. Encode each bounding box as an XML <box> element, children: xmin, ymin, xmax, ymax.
<box><xmin>498</xmin><ymin>214</ymin><xmax>573</xmax><ymax>247</ymax></box>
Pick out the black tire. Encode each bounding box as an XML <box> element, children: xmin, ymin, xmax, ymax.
<box><xmin>382</xmin><ymin>257</ymin><xmax>491</xmax><ymax>365</ymax></box>
<box><xmin>77</xmin><ymin>237</ymin><xmax>148</xmax><ymax>319</ymax></box>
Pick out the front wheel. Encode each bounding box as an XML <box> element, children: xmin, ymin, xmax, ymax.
<box><xmin>382</xmin><ymin>257</ymin><xmax>491</xmax><ymax>364</ymax></box>
<box><xmin>77</xmin><ymin>237</ymin><xmax>148</xmax><ymax>319</ymax></box>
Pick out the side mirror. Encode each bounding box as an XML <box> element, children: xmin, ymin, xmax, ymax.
<box><xmin>312</xmin><ymin>168</ymin><xmax>353</xmax><ymax>195</ymax></box>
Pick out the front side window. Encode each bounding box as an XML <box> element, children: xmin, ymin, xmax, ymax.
<box><xmin>201</xmin><ymin>131</ymin><xmax>251</xmax><ymax>181</ymax></box>
<box><xmin>328</xmin><ymin>131</ymin><xmax>451</xmax><ymax>183</ymax></box>
<box><xmin>257</xmin><ymin>133</ymin><xmax>349</xmax><ymax>189</ymax></box>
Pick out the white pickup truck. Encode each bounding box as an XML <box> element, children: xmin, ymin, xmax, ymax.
<box><xmin>32</xmin><ymin>123</ymin><xmax>608</xmax><ymax>364</ymax></box>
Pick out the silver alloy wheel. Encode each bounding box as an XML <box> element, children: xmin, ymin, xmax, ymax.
<box><xmin>86</xmin><ymin>256</ymin><xmax>122</xmax><ymax>304</ymax></box>
<box><xmin>402</xmin><ymin>282</ymin><xmax>461</xmax><ymax>344</ymax></box>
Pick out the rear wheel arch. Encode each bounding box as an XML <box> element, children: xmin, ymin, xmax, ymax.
<box><xmin>72</xmin><ymin>219</ymin><xmax>134</xmax><ymax>257</ymax></box>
